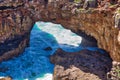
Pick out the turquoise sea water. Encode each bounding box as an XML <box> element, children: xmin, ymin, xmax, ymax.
<box><xmin>0</xmin><ymin>22</ymin><xmax>104</xmax><ymax>80</ymax></box>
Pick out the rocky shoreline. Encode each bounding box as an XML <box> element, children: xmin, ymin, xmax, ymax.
<box><xmin>0</xmin><ymin>0</ymin><xmax>120</xmax><ymax>80</ymax></box>
<box><xmin>50</xmin><ymin>48</ymin><xmax>112</xmax><ymax>80</ymax></box>
<box><xmin>0</xmin><ymin>0</ymin><xmax>120</xmax><ymax>62</ymax></box>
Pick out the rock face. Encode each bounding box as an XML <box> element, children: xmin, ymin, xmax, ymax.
<box><xmin>0</xmin><ymin>0</ymin><xmax>120</xmax><ymax>80</ymax></box>
<box><xmin>0</xmin><ymin>0</ymin><xmax>34</xmax><ymax>62</ymax></box>
<box><xmin>83</xmin><ymin>0</ymin><xmax>98</xmax><ymax>9</ymax></box>
<box><xmin>50</xmin><ymin>48</ymin><xmax>112</xmax><ymax>80</ymax></box>
<box><xmin>26</xmin><ymin>0</ymin><xmax>120</xmax><ymax>62</ymax></box>
<box><xmin>0</xmin><ymin>0</ymin><xmax>120</xmax><ymax>62</ymax></box>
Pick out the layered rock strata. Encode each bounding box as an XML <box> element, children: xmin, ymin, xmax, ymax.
<box><xmin>27</xmin><ymin>0</ymin><xmax>120</xmax><ymax>62</ymax></box>
<box><xmin>0</xmin><ymin>0</ymin><xmax>120</xmax><ymax>72</ymax></box>
<box><xmin>0</xmin><ymin>0</ymin><xmax>33</xmax><ymax>62</ymax></box>
<box><xmin>0</xmin><ymin>0</ymin><xmax>120</xmax><ymax>80</ymax></box>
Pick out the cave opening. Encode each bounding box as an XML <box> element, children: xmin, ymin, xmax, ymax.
<box><xmin>0</xmin><ymin>22</ymin><xmax>112</xmax><ymax>80</ymax></box>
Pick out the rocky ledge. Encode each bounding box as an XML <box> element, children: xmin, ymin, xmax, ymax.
<box><xmin>50</xmin><ymin>48</ymin><xmax>112</xmax><ymax>80</ymax></box>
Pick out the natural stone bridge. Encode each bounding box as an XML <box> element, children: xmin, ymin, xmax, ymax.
<box><xmin>0</xmin><ymin>0</ymin><xmax>120</xmax><ymax>63</ymax></box>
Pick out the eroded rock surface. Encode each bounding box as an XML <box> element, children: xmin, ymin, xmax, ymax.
<box><xmin>0</xmin><ymin>0</ymin><xmax>120</xmax><ymax>80</ymax></box>
<box><xmin>0</xmin><ymin>0</ymin><xmax>120</xmax><ymax>67</ymax></box>
<box><xmin>50</xmin><ymin>48</ymin><xmax>112</xmax><ymax>80</ymax></box>
<box><xmin>0</xmin><ymin>0</ymin><xmax>34</xmax><ymax>62</ymax></box>
<box><xmin>26</xmin><ymin>0</ymin><xmax>120</xmax><ymax>62</ymax></box>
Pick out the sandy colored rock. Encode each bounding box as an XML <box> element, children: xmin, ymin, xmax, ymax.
<box><xmin>0</xmin><ymin>76</ymin><xmax>12</xmax><ymax>80</ymax></box>
<box><xmin>50</xmin><ymin>48</ymin><xmax>112</xmax><ymax>80</ymax></box>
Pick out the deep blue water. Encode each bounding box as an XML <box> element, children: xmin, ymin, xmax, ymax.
<box><xmin>0</xmin><ymin>22</ymin><xmax>104</xmax><ymax>80</ymax></box>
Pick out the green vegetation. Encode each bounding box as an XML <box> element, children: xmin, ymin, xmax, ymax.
<box><xmin>115</xmin><ymin>69</ymin><xmax>120</xmax><ymax>77</ymax></box>
<box><xmin>116</xmin><ymin>8</ymin><xmax>120</xmax><ymax>14</ymax></box>
<box><xmin>78</xmin><ymin>8</ymin><xmax>85</xmax><ymax>10</ymax></box>
<box><xmin>74</xmin><ymin>0</ymin><xmax>81</xmax><ymax>3</ymax></box>
<box><xmin>118</xmin><ymin>9</ymin><xmax>120</xmax><ymax>14</ymax></box>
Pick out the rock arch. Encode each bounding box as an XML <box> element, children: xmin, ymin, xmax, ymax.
<box><xmin>0</xmin><ymin>0</ymin><xmax>120</xmax><ymax>62</ymax></box>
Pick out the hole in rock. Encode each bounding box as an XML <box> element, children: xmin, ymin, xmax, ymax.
<box><xmin>0</xmin><ymin>22</ymin><xmax>112</xmax><ymax>80</ymax></box>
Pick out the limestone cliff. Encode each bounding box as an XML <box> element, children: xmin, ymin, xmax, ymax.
<box><xmin>0</xmin><ymin>0</ymin><xmax>33</xmax><ymax>62</ymax></box>
<box><xmin>0</xmin><ymin>0</ymin><xmax>120</xmax><ymax>62</ymax></box>
<box><xmin>29</xmin><ymin>0</ymin><xmax>120</xmax><ymax>62</ymax></box>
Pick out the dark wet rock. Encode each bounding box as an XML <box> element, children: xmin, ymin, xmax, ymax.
<box><xmin>110</xmin><ymin>0</ymin><xmax>118</xmax><ymax>4</ymax></box>
<box><xmin>83</xmin><ymin>0</ymin><xmax>98</xmax><ymax>9</ymax></box>
<box><xmin>44</xmin><ymin>47</ymin><xmax>52</xmax><ymax>51</ymax></box>
<box><xmin>69</xmin><ymin>0</ymin><xmax>74</xmax><ymax>2</ymax></box>
<box><xmin>50</xmin><ymin>48</ymin><xmax>112</xmax><ymax>80</ymax></box>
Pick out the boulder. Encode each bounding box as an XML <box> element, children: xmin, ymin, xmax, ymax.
<box><xmin>44</xmin><ymin>47</ymin><xmax>52</xmax><ymax>51</ymax></box>
<box><xmin>50</xmin><ymin>48</ymin><xmax>112</xmax><ymax>80</ymax></box>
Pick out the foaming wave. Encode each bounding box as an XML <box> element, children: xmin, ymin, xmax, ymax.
<box><xmin>36</xmin><ymin>22</ymin><xmax>82</xmax><ymax>47</ymax></box>
<box><xmin>36</xmin><ymin>73</ymin><xmax>52</xmax><ymax>80</ymax></box>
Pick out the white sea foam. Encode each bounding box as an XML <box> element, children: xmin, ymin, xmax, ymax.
<box><xmin>36</xmin><ymin>73</ymin><xmax>53</xmax><ymax>80</ymax></box>
<box><xmin>36</xmin><ymin>22</ymin><xmax>82</xmax><ymax>47</ymax></box>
